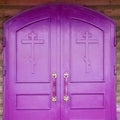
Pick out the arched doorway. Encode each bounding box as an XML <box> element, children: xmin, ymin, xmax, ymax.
<box><xmin>4</xmin><ymin>4</ymin><xmax>116</xmax><ymax>120</ymax></box>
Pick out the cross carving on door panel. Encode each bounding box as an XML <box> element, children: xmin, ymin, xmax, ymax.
<box><xmin>21</xmin><ymin>31</ymin><xmax>44</xmax><ymax>74</ymax></box>
<box><xmin>76</xmin><ymin>32</ymin><xmax>98</xmax><ymax>73</ymax></box>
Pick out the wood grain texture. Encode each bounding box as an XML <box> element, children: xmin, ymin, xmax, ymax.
<box><xmin>110</xmin><ymin>0</ymin><xmax>120</xmax><ymax>5</ymax></box>
<box><xmin>4</xmin><ymin>0</ymin><xmax>110</xmax><ymax>6</ymax></box>
<box><xmin>0</xmin><ymin>0</ymin><xmax>4</xmax><ymax>4</ymax></box>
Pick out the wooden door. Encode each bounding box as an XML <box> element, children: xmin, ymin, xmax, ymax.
<box><xmin>4</xmin><ymin>7</ymin><xmax>61</xmax><ymax>120</ymax></box>
<box><xmin>4</xmin><ymin>4</ymin><xmax>116</xmax><ymax>120</ymax></box>
<box><xmin>61</xmin><ymin>5</ymin><xmax>116</xmax><ymax>120</ymax></box>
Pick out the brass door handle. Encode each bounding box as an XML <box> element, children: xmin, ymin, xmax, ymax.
<box><xmin>52</xmin><ymin>72</ymin><xmax>57</xmax><ymax>102</ymax></box>
<box><xmin>64</xmin><ymin>72</ymin><xmax>69</xmax><ymax>102</ymax></box>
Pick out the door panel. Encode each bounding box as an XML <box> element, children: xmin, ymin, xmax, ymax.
<box><xmin>17</xmin><ymin>18</ymin><xmax>50</xmax><ymax>83</ymax></box>
<box><xmin>70</xmin><ymin>18</ymin><xmax>104</xmax><ymax>82</ymax></box>
<box><xmin>16</xmin><ymin>94</ymin><xmax>51</xmax><ymax>110</ymax></box>
<box><xmin>70</xmin><ymin>93</ymin><xmax>104</xmax><ymax>109</ymax></box>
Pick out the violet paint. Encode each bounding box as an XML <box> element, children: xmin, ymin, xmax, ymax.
<box><xmin>3</xmin><ymin>4</ymin><xmax>116</xmax><ymax>120</ymax></box>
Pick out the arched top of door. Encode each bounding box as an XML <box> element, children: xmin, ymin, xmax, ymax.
<box><xmin>4</xmin><ymin>3</ymin><xmax>115</xmax><ymax>31</ymax></box>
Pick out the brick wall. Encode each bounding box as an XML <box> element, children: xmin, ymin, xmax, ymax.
<box><xmin>0</xmin><ymin>0</ymin><xmax>120</xmax><ymax>119</ymax></box>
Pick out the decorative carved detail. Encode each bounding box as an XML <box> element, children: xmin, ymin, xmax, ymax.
<box><xmin>76</xmin><ymin>32</ymin><xmax>98</xmax><ymax>73</ymax></box>
<box><xmin>21</xmin><ymin>31</ymin><xmax>44</xmax><ymax>74</ymax></box>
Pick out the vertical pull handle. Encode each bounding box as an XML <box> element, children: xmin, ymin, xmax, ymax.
<box><xmin>52</xmin><ymin>72</ymin><xmax>57</xmax><ymax>102</ymax></box>
<box><xmin>64</xmin><ymin>72</ymin><xmax>69</xmax><ymax>102</ymax></box>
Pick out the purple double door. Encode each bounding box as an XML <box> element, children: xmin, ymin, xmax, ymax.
<box><xmin>4</xmin><ymin>4</ymin><xmax>116</xmax><ymax>120</ymax></box>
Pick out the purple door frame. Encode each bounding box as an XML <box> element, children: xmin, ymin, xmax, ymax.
<box><xmin>3</xmin><ymin>4</ymin><xmax>116</xmax><ymax>120</ymax></box>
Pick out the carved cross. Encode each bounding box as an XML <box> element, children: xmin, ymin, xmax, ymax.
<box><xmin>77</xmin><ymin>32</ymin><xmax>98</xmax><ymax>73</ymax></box>
<box><xmin>22</xmin><ymin>31</ymin><xmax>44</xmax><ymax>74</ymax></box>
